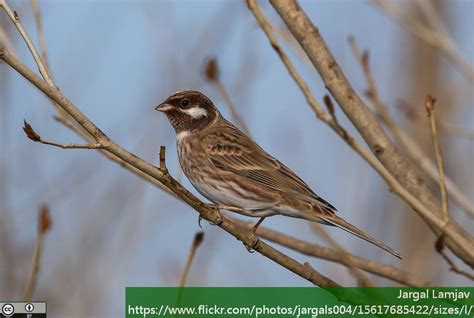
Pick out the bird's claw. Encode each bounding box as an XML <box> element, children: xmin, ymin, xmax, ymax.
<box><xmin>198</xmin><ymin>215</ymin><xmax>203</xmax><ymax>228</ymax></box>
<box><xmin>206</xmin><ymin>205</ymin><xmax>224</xmax><ymax>226</ymax></box>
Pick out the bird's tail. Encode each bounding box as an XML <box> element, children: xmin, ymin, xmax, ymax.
<box><xmin>297</xmin><ymin>210</ymin><xmax>401</xmax><ymax>259</ymax></box>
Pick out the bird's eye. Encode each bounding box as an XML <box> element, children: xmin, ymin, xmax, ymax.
<box><xmin>179</xmin><ymin>99</ymin><xmax>190</xmax><ymax>108</ymax></box>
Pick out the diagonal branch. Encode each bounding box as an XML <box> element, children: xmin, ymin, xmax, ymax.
<box><xmin>348</xmin><ymin>37</ymin><xmax>474</xmax><ymax>217</ymax></box>
<box><xmin>0</xmin><ymin>0</ymin><xmax>338</xmax><ymax>284</ymax></box>
<box><xmin>268</xmin><ymin>0</ymin><xmax>474</xmax><ymax>267</ymax></box>
<box><xmin>0</xmin><ymin>49</ymin><xmax>339</xmax><ymax>288</ymax></box>
<box><xmin>1</xmin><ymin>0</ymin><xmax>177</xmax><ymax>198</ymax></box>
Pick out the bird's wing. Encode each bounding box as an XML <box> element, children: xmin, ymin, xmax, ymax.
<box><xmin>205</xmin><ymin>121</ymin><xmax>336</xmax><ymax>213</ymax></box>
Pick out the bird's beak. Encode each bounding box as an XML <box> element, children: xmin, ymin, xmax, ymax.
<box><xmin>155</xmin><ymin>102</ymin><xmax>172</xmax><ymax>112</ymax></box>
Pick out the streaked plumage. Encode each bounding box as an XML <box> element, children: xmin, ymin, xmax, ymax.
<box><xmin>156</xmin><ymin>90</ymin><xmax>401</xmax><ymax>258</ymax></box>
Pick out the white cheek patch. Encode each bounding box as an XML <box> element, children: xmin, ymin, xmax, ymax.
<box><xmin>181</xmin><ymin>106</ymin><xmax>208</xmax><ymax>119</ymax></box>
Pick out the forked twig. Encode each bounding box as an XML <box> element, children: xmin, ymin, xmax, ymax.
<box><xmin>22</xmin><ymin>120</ymin><xmax>104</xmax><ymax>149</ymax></box>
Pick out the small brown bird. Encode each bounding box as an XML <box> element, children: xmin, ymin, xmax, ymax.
<box><xmin>156</xmin><ymin>90</ymin><xmax>400</xmax><ymax>258</ymax></box>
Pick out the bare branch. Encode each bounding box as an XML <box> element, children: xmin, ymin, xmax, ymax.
<box><xmin>23</xmin><ymin>204</ymin><xmax>51</xmax><ymax>301</ymax></box>
<box><xmin>22</xmin><ymin>120</ymin><xmax>104</xmax><ymax>149</ymax></box>
<box><xmin>435</xmin><ymin>237</ymin><xmax>474</xmax><ymax>282</ymax></box>
<box><xmin>269</xmin><ymin>0</ymin><xmax>474</xmax><ymax>266</ymax></box>
<box><xmin>1</xmin><ymin>0</ymin><xmax>176</xmax><ymax>198</ymax></box>
<box><xmin>1</xmin><ymin>50</ymin><xmax>339</xmax><ymax>288</ymax></box>
<box><xmin>30</xmin><ymin>0</ymin><xmax>51</xmax><ymax>76</ymax></box>
<box><xmin>0</xmin><ymin>0</ymin><xmax>53</xmax><ymax>85</ymax></box>
<box><xmin>348</xmin><ymin>37</ymin><xmax>474</xmax><ymax>217</ymax></box>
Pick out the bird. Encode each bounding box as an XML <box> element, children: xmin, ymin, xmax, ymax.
<box><xmin>156</xmin><ymin>90</ymin><xmax>401</xmax><ymax>259</ymax></box>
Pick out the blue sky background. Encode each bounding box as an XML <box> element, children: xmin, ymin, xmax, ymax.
<box><xmin>1</xmin><ymin>0</ymin><xmax>473</xmax><ymax>316</ymax></box>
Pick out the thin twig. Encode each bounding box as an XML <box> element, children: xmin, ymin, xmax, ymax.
<box><xmin>159</xmin><ymin>146</ymin><xmax>168</xmax><ymax>174</ymax></box>
<box><xmin>179</xmin><ymin>232</ymin><xmax>204</xmax><ymax>287</ymax></box>
<box><xmin>268</xmin><ymin>0</ymin><xmax>474</xmax><ymax>266</ymax></box>
<box><xmin>3</xmin><ymin>0</ymin><xmax>175</xmax><ymax>197</ymax></box>
<box><xmin>399</xmin><ymin>99</ymin><xmax>474</xmax><ymax>140</ymax></box>
<box><xmin>30</xmin><ymin>0</ymin><xmax>50</xmax><ymax>76</ymax></box>
<box><xmin>23</xmin><ymin>204</ymin><xmax>51</xmax><ymax>301</ymax></box>
<box><xmin>22</xmin><ymin>120</ymin><xmax>104</xmax><ymax>149</ymax></box>
<box><xmin>425</xmin><ymin>95</ymin><xmax>449</xmax><ymax>222</ymax></box>
<box><xmin>435</xmin><ymin>237</ymin><xmax>474</xmax><ymax>282</ymax></box>
<box><xmin>0</xmin><ymin>0</ymin><xmax>53</xmax><ymax>84</ymax></box>
<box><xmin>348</xmin><ymin>37</ymin><xmax>474</xmax><ymax>218</ymax></box>
<box><xmin>372</xmin><ymin>0</ymin><xmax>474</xmax><ymax>82</ymax></box>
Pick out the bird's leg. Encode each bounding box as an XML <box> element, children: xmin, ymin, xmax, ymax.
<box><xmin>214</xmin><ymin>204</ymin><xmax>245</xmax><ymax>213</ymax></box>
<box><xmin>210</xmin><ymin>204</ymin><xmax>245</xmax><ymax>225</ymax></box>
<box><xmin>208</xmin><ymin>204</ymin><xmax>243</xmax><ymax>226</ymax></box>
<box><xmin>198</xmin><ymin>205</ymin><xmax>241</xmax><ymax>228</ymax></box>
<box><xmin>244</xmin><ymin>217</ymin><xmax>265</xmax><ymax>253</ymax></box>
<box><xmin>252</xmin><ymin>217</ymin><xmax>266</xmax><ymax>233</ymax></box>
<box><xmin>245</xmin><ymin>236</ymin><xmax>261</xmax><ymax>253</ymax></box>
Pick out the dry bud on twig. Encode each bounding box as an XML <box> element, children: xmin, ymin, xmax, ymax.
<box><xmin>425</xmin><ymin>94</ymin><xmax>436</xmax><ymax>113</ymax></box>
<box><xmin>179</xmin><ymin>231</ymin><xmax>205</xmax><ymax>287</ymax></box>
<box><xmin>38</xmin><ymin>204</ymin><xmax>52</xmax><ymax>234</ymax></box>
<box><xmin>193</xmin><ymin>231</ymin><xmax>204</xmax><ymax>248</ymax></box>
<box><xmin>203</xmin><ymin>57</ymin><xmax>219</xmax><ymax>82</ymax></box>
<box><xmin>23</xmin><ymin>120</ymin><xmax>41</xmax><ymax>142</ymax></box>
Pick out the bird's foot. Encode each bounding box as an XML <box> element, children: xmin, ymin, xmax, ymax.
<box><xmin>207</xmin><ymin>205</ymin><xmax>224</xmax><ymax>226</ymax></box>
<box><xmin>206</xmin><ymin>204</ymin><xmax>244</xmax><ymax>226</ymax></box>
<box><xmin>244</xmin><ymin>236</ymin><xmax>261</xmax><ymax>253</ymax></box>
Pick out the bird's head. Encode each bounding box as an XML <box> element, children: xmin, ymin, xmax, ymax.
<box><xmin>155</xmin><ymin>90</ymin><xmax>219</xmax><ymax>133</ymax></box>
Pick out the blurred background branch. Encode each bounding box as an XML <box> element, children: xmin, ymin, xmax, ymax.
<box><xmin>23</xmin><ymin>204</ymin><xmax>51</xmax><ymax>301</ymax></box>
<box><xmin>372</xmin><ymin>0</ymin><xmax>474</xmax><ymax>82</ymax></box>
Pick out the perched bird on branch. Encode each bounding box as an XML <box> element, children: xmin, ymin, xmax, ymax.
<box><xmin>156</xmin><ymin>90</ymin><xmax>400</xmax><ymax>259</ymax></box>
